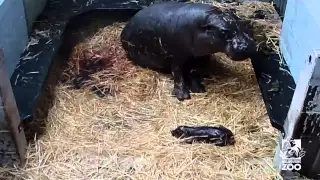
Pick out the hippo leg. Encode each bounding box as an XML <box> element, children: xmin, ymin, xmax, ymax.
<box><xmin>185</xmin><ymin>69</ymin><xmax>206</xmax><ymax>93</ymax></box>
<box><xmin>171</xmin><ymin>61</ymin><xmax>191</xmax><ymax>101</ymax></box>
<box><xmin>184</xmin><ymin>56</ymin><xmax>210</xmax><ymax>93</ymax></box>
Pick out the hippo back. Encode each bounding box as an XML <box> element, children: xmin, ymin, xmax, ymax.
<box><xmin>120</xmin><ymin>2</ymin><xmax>220</xmax><ymax>57</ymax></box>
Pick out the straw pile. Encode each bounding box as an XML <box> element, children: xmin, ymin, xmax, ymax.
<box><xmin>1</xmin><ymin>2</ymin><xmax>289</xmax><ymax>180</ymax></box>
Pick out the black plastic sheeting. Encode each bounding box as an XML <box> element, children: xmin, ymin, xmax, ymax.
<box><xmin>11</xmin><ymin>0</ymin><xmax>295</xmax><ymax>133</ymax></box>
<box><xmin>250</xmin><ymin>53</ymin><xmax>295</xmax><ymax>133</ymax></box>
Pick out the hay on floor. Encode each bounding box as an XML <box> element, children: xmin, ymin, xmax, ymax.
<box><xmin>1</xmin><ymin>2</ymin><xmax>288</xmax><ymax>180</ymax></box>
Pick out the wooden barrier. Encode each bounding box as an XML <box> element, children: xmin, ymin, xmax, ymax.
<box><xmin>0</xmin><ymin>49</ymin><xmax>27</xmax><ymax>166</ymax></box>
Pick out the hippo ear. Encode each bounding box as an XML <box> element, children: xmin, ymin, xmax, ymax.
<box><xmin>201</xmin><ymin>18</ymin><xmax>229</xmax><ymax>32</ymax></box>
<box><xmin>201</xmin><ymin>13</ymin><xmax>228</xmax><ymax>31</ymax></box>
<box><xmin>206</xmin><ymin>6</ymin><xmax>224</xmax><ymax>14</ymax></box>
<box><xmin>200</xmin><ymin>22</ymin><xmax>226</xmax><ymax>33</ymax></box>
<box><xmin>225</xmin><ymin>8</ymin><xmax>240</xmax><ymax>20</ymax></box>
<box><xmin>200</xmin><ymin>23</ymin><xmax>212</xmax><ymax>29</ymax></box>
<box><xmin>228</xmin><ymin>8</ymin><xmax>237</xmax><ymax>14</ymax></box>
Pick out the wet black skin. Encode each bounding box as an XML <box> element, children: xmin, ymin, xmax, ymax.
<box><xmin>171</xmin><ymin>125</ymin><xmax>235</xmax><ymax>146</ymax></box>
<box><xmin>120</xmin><ymin>2</ymin><xmax>256</xmax><ymax>101</ymax></box>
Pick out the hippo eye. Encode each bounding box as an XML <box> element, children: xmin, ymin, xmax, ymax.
<box><xmin>222</xmin><ymin>29</ymin><xmax>236</xmax><ymax>39</ymax></box>
<box><xmin>220</xmin><ymin>30</ymin><xmax>230</xmax><ymax>38</ymax></box>
<box><xmin>201</xmin><ymin>24</ymin><xmax>215</xmax><ymax>32</ymax></box>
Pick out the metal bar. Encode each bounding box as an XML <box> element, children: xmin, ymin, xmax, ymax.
<box><xmin>0</xmin><ymin>49</ymin><xmax>27</xmax><ymax>165</ymax></box>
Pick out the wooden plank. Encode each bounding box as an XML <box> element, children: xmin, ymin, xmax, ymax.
<box><xmin>274</xmin><ymin>49</ymin><xmax>320</xmax><ymax>179</ymax></box>
<box><xmin>0</xmin><ymin>49</ymin><xmax>27</xmax><ymax>165</ymax></box>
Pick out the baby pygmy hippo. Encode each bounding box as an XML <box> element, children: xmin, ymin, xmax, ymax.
<box><xmin>171</xmin><ymin>125</ymin><xmax>235</xmax><ymax>146</ymax></box>
<box><xmin>121</xmin><ymin>2</ymin><xmax>256</xmax><ymax>101</ymax></box>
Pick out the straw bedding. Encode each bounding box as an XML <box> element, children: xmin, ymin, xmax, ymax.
<box><xmin>1</xmin><ymin>2</ymin><xmax>286</xmax><ymax>180</ymax></box>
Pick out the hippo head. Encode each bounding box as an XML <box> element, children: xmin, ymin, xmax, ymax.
<box><xmin>222</xmin><ymin>10</ymin><xmax>257</xmax><ymax>61</ymax></box>
<box><xmin>194</xmin><ymin>7</ymin><xmax>256</xmax><ymax>61</ymax></box>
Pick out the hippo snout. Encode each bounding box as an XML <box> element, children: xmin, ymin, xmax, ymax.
<box><xmin>225</xmin><ymin>33</ymin><xmax>256</xmax><ymax>61</ymax></box>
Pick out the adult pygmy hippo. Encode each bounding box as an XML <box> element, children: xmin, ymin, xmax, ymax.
<box><xmin>120</xmin><ymin>2</ymin><xmax>256</xmax><ymax>101</ymax></box>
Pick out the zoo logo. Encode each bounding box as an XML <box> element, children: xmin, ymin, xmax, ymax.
<box><xmin>280</xmin><ymin>139</ymin><xmax>306</xmax><ymax>171</ymax></box>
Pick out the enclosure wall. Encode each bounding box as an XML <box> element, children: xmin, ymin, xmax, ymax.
<box><xmin>0</xmin><ymin>0</ymin><xmax>29</xmax><ymax>128</ymax></box>
<box><xmin>273</xmin><ymin>0</ymin><xmax>287</xmax><ymax>17</ymax></box>
<box><xmin>279</xmin><ymin>0</ymin><xmax>320</xmax><ymax>82</ymax></box>
<box><xmin>0</xmin><ymin>0</ymin><xmax>46</xmax><ymax>126</ymax></box>
<box><xmin>0</xmin><ymin>0</ymin><xmax>28</xmax><ymax>77</ymax></box>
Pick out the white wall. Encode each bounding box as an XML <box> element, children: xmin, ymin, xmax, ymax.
<box><xmin>280</xmin><ymin>0</ymin><xmax>320</xmax><ymax>82</ymax></box>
